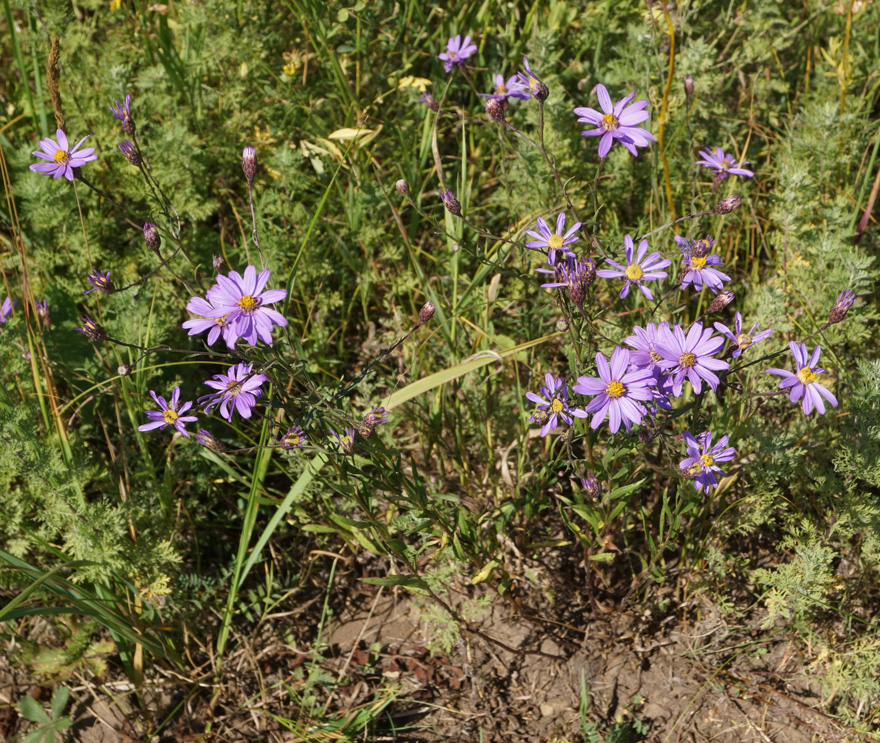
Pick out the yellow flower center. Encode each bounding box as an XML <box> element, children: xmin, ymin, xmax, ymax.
<box><xmin>649</xmin><ymin>349</ymin><xmax>662</xmax><ymax>363</ymax></box>
<box><xmin>449</xmin><ymin>51</ymin><xmax>459</xmax><ymax>61</ymax></box>
<box><xmin>547</xmin><ymin>234</ymin><xmax>564</xmax><ymax>250</ymax></box>
<box><xmin>736</xmin><ymin>333</ymin><xmax>751</xmax><ymax>348</ymax></box>
<box><xmin>225</xmin><ymin>380</ymin><xmax>243</xmax><ymax>397</ymax></box>
<box><xmin>238</xmin><ymin>295</ymin><xmax>259</xmax><ymax>312</ymax></box>
<box><xmin>53</xmin><ymin>149</ymin><xmax>71</xmax><ymax>164</ymax></box>
<box><xmin>550</xmin><ymin>398</ymin><xmax>564</xmax><ymax>413</ymax></box>
<box><xmin>163</xmin><ymin>409</ymin><xmax>179</xmax><ymax>424</ymax></box>
<box><xmin>797</xmin><ymin>367</ymin><xmax>819</xmax><ymax>384</ymax></box>
<box><xmin>213</xmin><ymin>314</ymin><xmax>229</xmax><ymax>327</ymax></box>
<box><xmin>700</xmin><ymin>454</ymin><xmax>715</xmax><ymax>468</ymax></box>
<box><xmin>720</xmin><ymin>159</ymin><xmax>731</xmax><ymax>170</ymax></box>
<box><xmin>528</xmin><ymin>77</ymin><xmax>540</xmax><ymax>93</ymax></box>
<box><xmin>605</xmin><ymin>380</ymin><xmax>625</xmax><ymax>399</ymax></box>
<box><xmin>624</xmin><ymin>264</ymin><xmax>643</xmax><ymax>281</ymax></box>
<box><xmin>679</xmin><ymin>352</ymin><xmax>697</xmax><ymax>369</ymax></box>
<box><xmin>691</xmin><ymin>256</ymin><xmax>707</xmax><ymax>269</ymax></box>
<box><xmin>282</xmin><ymin>63</ymin><xmax>296</xmax><ymax>76</ymax></box>
<box><xmin>687</xmin><ymin>462</ymin><xmax>702</xmax><ymax>476</ymax></box>
<box><xmin>495</xmin><ymin>84</ymin><xmax>507</xmax><ymax>95</ymax></box>
<box><xmin>284</xmin><ymin>434</ymin><xmax>302</xmax><ymax>447</ymax></box>
<box><xmin>601</xmin><ymin>113</ymin><xmax>619</xmax><ymax>131</ymax></box>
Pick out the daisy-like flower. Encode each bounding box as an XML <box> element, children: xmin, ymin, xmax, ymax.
<box><xmin>330</xmin><ymin>427</ymin><xmax>356</xmax><ymax>453</ymax></box>
<box><xmin>204</xmin><ymin>266</ymin><xmax>288</xmax><ymax>348</ymax></box>
<box><xmin>480</xmin><ymin>73</ymin><xmax>530</xmax><ymax>102</ymax></box>
<box><xmin>536</xmin><ymin>256</ymin><xmax>597</xmax><ymax>308</ymax></box>
<box><xmin>695</xmin><ymin>147</ymin><xmax>753</xmax><ymax>180</ymax></box>
<box><xmin>82</xmin><ymin>269</ymin><xmax>116</xmax><ymax>296</ymax></box>
<box><xmin>75</xmin><ymin>315</ymin><xmax>107</xmax><ymax>342</ymax></box>
<box><xmin>0</xmin><ymin>296</ymin><xmax>17</xmax><ymax>324</ymax></box>
<box><xmin>199</xmin><ymin>362</ymin><xmax>267</xmax><ymax>421</ymax></box>
<box><xmin>526</xmin><ymin>213</ymin><xmax>581</xmax><ymax>265</ymax></box>
<box><xmin>182</xmin><ymin>296</ymin><xmax>234</xmax><ymax>347</ymax></box>
<box><xmin>118</xmin><ymin>140</ymin><xmax>141</xmax><ymax>166</ymax></box>
<box><xmin>30</xmin><ymin>128</ymin><xmax>98</xmax><ymax>181</ymax></box>
<box><xmin>108</xmin><ymin>94</ymin><xmax>135</xmax><ymax>135</ymax></box>
<box><xmin>138</xmin><ymin>386</ymin><xmax>199</xmax><ymax>437</ymax></box>
<box><xmin>655</xmin><ymin>322</ymin><xmax>729</xmax><ymax>396</ymax></box>
<box><xmin>828</xmin><ymin>289</ymin><xmax>856</xmax><ymax>325</ymax></box>
<box><xmin>439</xmin><ymin>34</ymin><xmax>477</xmax><ymax>74</ymax></box>
<box><xmin>280</xmin><ymin>425</ymin><xmax>307</xmax><ymax>450</ymax></box>
<box><xmin>766</xmin><ymin>342</ymin><xmax>838</xmax><ymax>416</ymax></box>
<box><xmin>713</xmin><ymin>312</ymin><xmax>772</xmax><ymax>358</ymax></box>
<box><xmin>596</xmin><ymin>235</ymin><xmax>670</xmax><ymax>300</ymax></box>
<box><xmin>574</xmin><ymin>85</ymin><xmax>655</xmax><ymax>158</ymax></box>
<box><xmin>679</xmin><ymin>431</ymin><xmax>736</xmax><ymax>493</ymax></box>
<box><xmin>358</xmin><ymin>407</ymin><xmax>388</xmax><ymax>439</ymax></box>
<box><xmin>675</xmin><ymin>236</ymin><xmax>730</xmax><ymax>294</ymax></box>
<box><xmin>624</xmin><ymin>322</ymin><xmax>671</xmax><ymax>372</ymax></box>
<box><xmin>517</xmin><ymin>57</ymin><xmax>548</xmax><ymax>101</ymax></box>
<box><xmin>526</xmin><ymin>373</ymin><xmax>587</xmax><ymax>437</ymax></box>
<box><xmin>572</xmin><ymin>347</ymin><xmax>655</xmax><ymax>434</ymax></box>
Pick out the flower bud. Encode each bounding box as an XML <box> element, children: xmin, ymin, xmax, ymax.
<box><xmin>440</xmin><ymin>188</ymin><xmax>461</xmax><ymax>217</ymax></box>
<box><xmin>117</xmin><ymin>363</ymin><xmax>132</xmax><ymax>377</ymax></box>
<box><xmin>84</xmin><ymin>269</ymin><xmax>116</xmax><ymax>296</ymax></box>
<box><xmin>195</xmin><ymin>428</ymin><xmax>225</xmax><ymax>453</ymax></box>
<box><xmin>707</xmin><ymin>290</ymin><xmax>735</xmax><ymax>314</ymax></box>
<box><xmin>485</xmin><ymin>98</ymin><xmax>505</xmax><ymax>121</ymax></box>
<box><xmin>684</xmin><ymin>74</ymin><xmax>694</xmax><ymax>97</ymax></box>
<box><xmin>395</xmin><ymin>179</ymin><xmax>410</xmax><ymax>195</ymax></box>
<box><xmin>828</xmin><ymin>290</ymin><xmax>856</xmax><ymax>325</ymax></box>
<box><xmin>242</xmin><ymin>146</ymin><xmax>257</xmax><ymax>185</ymax></box>
<box><xmin>579</xmin><ymin>471</ymin><xmax>602</xmax><ymax>498</ymax></box>
<box><xmin>418</xmin><ymin>301</ymin><xmax>436</xmax><ymax>325</ymax></box>
<box><xmin>118</xmin><ymin>140</ymin><xmax>141</xmax><ymax>166</ymax></box>
<box><xmin>532</xmin><ymin>80</ymin><xmax>549</xmax><ymax>103</ymax></box>
<box><xmin>143</xmin><ymin>222</ymin><xmax>161</xmax><ymax>253</ymax></box>
<box><xmin>213</xmin><ymin>254</ymin><xmax>225</xmax><ymax>272</ymax></box>
<box><xmin>418</xmin><ymin>92</ymin><xmax>440</xmax><ymax>112</ymax></box>
<box><xmin>76</xmin><ymin>315</ymin><xmax>107</xmax><ymax>342</ymax></box>
<box><xmin>714</xmin><ymin>195</ymin><xmax>741</xmax><ymax>214</ymax></box>
<box><xmin>34</xmin><ymin>299</ymin><xmax>50</xmax><ymax>329</ymax></box>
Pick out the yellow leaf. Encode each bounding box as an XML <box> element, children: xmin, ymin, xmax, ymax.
<box><xmin>397</xmin><ymin>75</ymin><xmax>432</xmax><ymax>92</ymax></box>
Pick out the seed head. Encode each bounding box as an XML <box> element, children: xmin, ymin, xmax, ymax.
<box><xmin>242</xmin><ymin>146</ymin><xmax>257</xmax><ymax>185</ymax></box>
<box><xmin>395</xmin><ymin>179</ymin><xmax>410</xmax><ymax>196</ymax></box>
<box><xmin>555</xmin><ymin>318</ymin><xmax>569</xmax><ymax>332</ymax></box>
<box><xmin>684</xmin><ymin>74</ymin><xmax>694</xmax><ymax>97</ymax></box>
<box><xmin>828</xmin><ymin>289</ymin><xmax>856</xmax><ymax>325</ymax></box>
<box><xmin>485</xmin><ymin>98</ymin><xmax>505</xmax><ymax>121</ymax></box>
<box><xmin>707</xmin><ymin>290</ymin><xmax>735</xmax><ymax>314</ymax></box>
<box><xmin>76</xmin><ymin>315</ymin><xmax>107</xmax><ymax>342</ymax></box>
<box><xmin>418</xmin><ymin>301</ymin><xmax>436</xmax><ymax>325</ymax></box>
<box><xmin>118</xmin><ymin>140</ymin><xmax>141</xmax><ymax>166</ymax></box>
<box><xmin>143</xmin><ymin>222</ymin><xmax>161</xmax><ymax>253</ymax></box>
<box><xmin>714</xmin><ymin>195</ymin><xmax>741</xmax><ymax>214</ymax></box>
<box><xmin>117</xmin><ymin>363</ymin><xmax>132</xmax><ymax>377</ymax></box>
<box><xmin>440</xmin><ymin>188</ymin><xmax>461</xmax><ymax>217</ymax></box>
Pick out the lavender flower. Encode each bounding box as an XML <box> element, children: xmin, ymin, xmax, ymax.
<box><xmin>572</xmin><ymin>348</ymin><xmax>655</xmax><ymax>434</ymax></box>
<box><xmin>358</xmin><ymin>407</ymin><xmax>388</xmax><ymax>439</ymax></box>
<box><xmin>655</xmin><ymin>322</ymin><xmax>729</xmax><ymax>396</ymax></box>
<box><xmin>828</xmin><ymin>290</ymin><xmax>856</xmax><ymax>325</ymax></box>
<box><xmin>204</xmin><ymin>266</ymin><xmax>288</xmax><ymax>348</ymax></box>
<box><xmin>118</xmin><ymin>140</ymin><xmax>141</xmax><ymax>166</ymax></box>
<box><xmin>280</xmin><ymin>426</ymin><xmax>307</xmax><ymax>450</ymax></box>
<box><xmin>526</xmin><ymin>373</ymin><xmax>587</xmax><ymax>437</ymax></box>
<box><xmin>679</xmin><ymin>431</ymin><xmax>736</xmax><ymax>493</ymax></box>
<box><xmin>439</xmin><ymin>34</ymin><xmax>477</xmax><ymax>74</ymax></box>
<box><xmin>199</xmin><ymin>362</ymin><xmax>267</xmax><ymax>421</ymax></box>
<box><xmin>713</xmin><ymin>312</ymin><xmax>772</xmax><ymax>358</ymax></box>
<box><xmin>82</xmin><ymin>269</ymin><xmax>116</xmax><ymax>296</ymax></box>
<box><xmin>0</xmin><ymin>296</ymin><xmax>17</xmax><ymax>324</ymax></box>
<box><xmin>526</xmin><ymin>213</ymin><xmax>581</xmax><ymax>265</ymax></box>
<box><xmin>766</xmin><ymin>342</ymin><xmax>838</xmax><ymax>416</ymax></box>
<box><xmin>330</xmin><ymin>427</ymin><xmax>356</xmax><ymax>453</ymax></box>
<box><xmin>578</xmin><ymin>471</ymin><xmax>602</xmax><ymax>497</ymax></box>
<box><xmin>440</xmin><ymin>188</ymin><xmax>461</xmax><ymax>216</ymax></box>
<box><xmin>108</xmin><ymin>94</ymin><xmax>135</xmax><ymax>135</ymax></box>
<box><xmin>675</xmin><ymin>236</ymin><xmax>730</xmax><ymax>294</ymax></box>
<box><xmin>536</xmin><ymin>256</ymin><xmax>596</xmax><ymax>308</ymax></box>
<box><xmin>75</xmin><ymin>315</ymin><xmax>107</xmax><ymax>342</ymax></box>
<box><xmin>596</xmin><ymin>236</ymin><xmax>670</xmax><ymax>300</ymax></box>
<box><xmin>194</xmin><ymin>428</ymin><xmax>225</xmax><ymax>453</ymax></box>
<box><xmin>517</xmin><ymin>57</ymin><xmax>548</xmax><ymax>102</ymax></box>
<box><xmin>695</xmin><ymin>147</ymin><xmax>753</xmax><ymax>180</ymax></box>
<box><xmin>574</xmin><ymin>85</ymin><xmax>655</xmax><ymax>158</ymax></box>
<box><xmin>138</xmin><ymin>386</ymin><xmax>198</xmax><ymax>437</ymax></box>
<box><xmin>481</xmin><ymin>73</ymin><xmax>530</xmax><ymax>102</ymax></box>
<box><xmin>34</xmin><ymin>299</ymin><xmax>50</xmax><ymax>328</ymax></box>
<box><xmin>182</xmin><ymin>296</ymin><xmax>234</xmax><ymax>347</ymax></box>
<box><xmin>418</xmin><ymin>92</ymin><xmax>440</xmax><ymax>112</ymax></box>
<box><xmin>624</xmin><ymin>322</ymin><xmax>671</xmax><ymax>372</ymax></box>
<box><xmin>212</xmin><ymin>255</ymin><xmax>225</xmax><ymax>272</ymax></box>
<box><xmin>30</xmin><ymin>129</ymin><xmax>98</xmax><ymax>181</ymax></box>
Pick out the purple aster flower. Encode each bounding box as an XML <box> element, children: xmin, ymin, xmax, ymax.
<box><xmin>572</xmin><ymin>347</ymin><xmax>655</xmax><ymax>434</ymax></box>
<box><xmin>713</xmin><ymin>312</ymin><xmax>772</xmax><ymax>358</ymax></box>
<box><xmin>766</xmin><ymin>342</ymin><xmax>838</xmax><ymax>416</ymax></box>
<box><xmin>695</xmin><ymin>147</ymin><xmax>753</xmax><ymax>180</ymax></box>
<box><xmin>203</xmin><ymin>266</ymin><xmax>288</xmax><ymax>348</ymax></box>
<box><xmin>138</xmin><ymin>386</ymin><xmax>198</xmax><ymax>437</ymax></box>
<box><xmin>82</xmin><ymin>269</ymin><xmax>116</xmax><ymax>296</ymax></box>
<box><xmin>75</xmin><ymin>315</ymin><xmax>107</xmax><ymax>342</ymax></box>
<box><xmin>596</xmin><ymin>235</ymin><xmax>670</xmax><ymax>300</ymax></box>
<box><xmin>526</xmin><ymin>373</ymin><xmax>587</xmax><ymax>437</ymax></box>
<box><xmin>440</xmin><ymin>188</ymin><xmax>461</xmax><ymax>216</ymax></box>
<box><xmin>480</xmin><ymin>73</ymin><xmax>530</xmax><ymax>102</ymax></box>
<box><xmin>418</xmin><ymin>92</ymin><xmax>440</xmax><ymax>112</ymax></box>
<box><xmin>679</xmin><ymin>431</ymin><xmax>736</xmax><ymax>493</ymax></box>
<box><xmin>624</xmin><ymin>322</ymin><xmax>671</xmax><ymax>372</ymax></box>
<box><xmin>828</xmin><ymin>290</ymin><xmax>856</xmax><ymax>325</ymax></box>
<box><xmin>108</xmin><ymin>94</ymin><xmax>135</xmax><ymax>135</ymax></box>
<box><xmin>655</xmin><ymin>322</ymin><xmax>729</xmax><ymax>396</ymax></box>
<box><xmin>0</xmin><ymin>296</ymin><xmax>17</xmax><ymax>324</ymax></box>
<box><xmin>517</xmin><ymin>57</ymin><xmax>548</xmax><ymax>102</ymax></box>
<box><xmin>194</xmin><ymin>428</ymin><xmax>225</xmax><ymax>453</ymax></box>
<box><xmin>280</xmin><ymin>425</ymin><xmax>307</xmax><ymax>450</ymax></box>
<box><xmin>536</xmin><ymin>256</ymin><xmax>597</xmax><ymax>308</ymax></box>
<box><xmin>358</xmin><ymin>407</ymin><xmax>388</xmax><ymax>439</ymax></box>
<box><xmin>30</xmin><ymin>128</ymin><xmax>98</xmax><ymax>181</ymax></box>
<box><xmin>34</xmin><ymin>298</ymin><xmax>50</xmax><ymax>328</ymax></box>
<box><xmin>182</xmin><ymin>296</ymin><xmax>234</xmax><ymax>347</ymax></box>
<box><xmin>439</xmin><ymin>34</ymin><xmax>477</xmax><ymax>74</ymax></box>
<box><xmin>330</xmin><ymin>427</ymin><xmax>356</xmax><ymax>453</ymax></box>
<box><xmin>118</xmin><ymin>139</ymin><xmax>141</xmax><ymax>166</ymax></box>
<box><xmin>199</xmin><ymin>362</ymin><xmax>267</xmax><ymax>421</ymax></box>
<box><xmin>674</xmin><ymin>236</ymin><xmax>730</xmax><ymax>294</ymax></box>
<box><xmin>526</xmin><ymin>213</ymin><xmax>581</xmax><ymax>265</ymax></box>
<box><xmin>574</xmin><ymin>85</ymin><xmax>655</xmax><ymax>158</ymax></box>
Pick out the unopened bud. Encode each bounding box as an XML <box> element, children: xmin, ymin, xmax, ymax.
<box><xmin>395</xmin><ymin>179</ymin><xmax>410</xmax><ymax>195</ymax></box>
<box><xmin>195</xmin><ymin>428</ymin><xmax>225</xmax><ymax>453</ymax></box>
<box><xmin>143</xmin><ymin>222</ymin><xmax>161</xmax><ymax>253</ymax></box>
<box><xmin>714</xmin><ymin>195</ymin><xmax>741</xmax><ymax>214</ymax></box>
<box><xmin>213</xmin><ymin>254</ymin><xmax>225</xmax><ymax>272</ymax></box>
<box><xmin>707</xmin><ymin>290</ymin><xmax>735</xmax><ymax>314</ymax></box>
<box><xmin>418</xmin><ymin>301</ymin><xmax>436</xmax><ymax>324</ymax></box>
<box><xmin>828</xmin><ymin>290</ymin><xmax>856</xmax><ymax>325</ymax></box>
<box><xmin>579</xmin><ymin>471</ymin><xmax>602</xmax><ymax>498</ymax></box>
<box><xmin>419</xmin><ymin>92</ymin><xmax>440</xmax><ymax>112</ymax></box>
<box><xmin>485</xmin><ymin>98</ymin><xmax>505</xmax><ymax>121</ymax></box>
<box><xmin>34</xmin><ymin>299</ymin><xmax>50</xmax><ymax>329</ymax></box>
<box><xmin>684</xmin><ymin>74</ymin><xmax>694</xmax><ymax>97</ymax></box>
<box><xmin>117</xmin><ymin>363</ymin><xmax>132</xmax><ymax>377</ymax></box>
<box><xmin>440</xmin><ymin>188</ymin><xmax>461</xmax><ymax>217</ymax></box>
<box><xmin>76</xmin><ymin>315</ymin><xmax>107</xmax><ymax>342</ymax></box>
<box><xmin>242</xmin><ymin>146</ymin><xmax>257</xmax><ymax>184</ymax></box>
<box><xmin>118</xmin><ymin>140</ymin><xmax>141</xmax><ymax>166</ymax></box>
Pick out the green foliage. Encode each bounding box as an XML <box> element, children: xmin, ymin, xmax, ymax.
<box><xmin>16</xmin><ymin>687</ymin><xmax>71</xmax><ymax>743</ymax></box>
